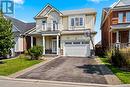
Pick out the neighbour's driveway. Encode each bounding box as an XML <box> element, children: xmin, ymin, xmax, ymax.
<box><xmin>18</xmin><ymin>57</ymin><xmax>108</xmax><ymax>84</ymax></box>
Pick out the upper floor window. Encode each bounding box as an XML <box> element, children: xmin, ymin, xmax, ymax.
<box><xmin>80</xmin><ymin>18</ymin><xmax>83</xmax><ymax>26</ymax></box>
<box><xmin>75</xmin><ymin>18</ymin><xmax>79</xmax><ymax>26</ymax></box>
<box><xmin>70</xmin><ymin>17</ymin><xmax>84</xmax><ymax>27</ymax></box>
<box><xmin>126</xmin><ymin>12</ymin><xmax>130</xmax><ymax>22</ymax></box>
<box><xmin>71</xmin><ymin>18</ymin><xmax>74</xmax><ymax>26</ymax></box>
<box><xmin>42</xmin><ymin>20</ymin><xmax>46</xmax><ymax>24</ymax></box>
<box><xmin>118</xmin><ymin>13</ymin><xmax>123</xmax><ymax>23</ymax></box>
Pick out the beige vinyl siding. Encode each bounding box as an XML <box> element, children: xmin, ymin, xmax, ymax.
<box><xmin>36</xmin><ymin>37</ymin><xmax>42</xmax><ymax>46</ymax></box>
<box><xmin>85</xmin><ymin>15</ymin><xmax>95</xmax><ymax>30</ymax></box>
<box><xmin>62</xmin><ymin>16</ymin><xmax>68</xmax><ymax>30</ymax></box>
<box><xmin>36</xmin><ymin>19</ymin><xmax>43</xmax><ymax>31</ymax></box>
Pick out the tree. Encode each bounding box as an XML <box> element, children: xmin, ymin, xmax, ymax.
<box><xmin>0</xmin><ymin>11</ymin><xmax>15</xmax><ymax>57</ymax></box>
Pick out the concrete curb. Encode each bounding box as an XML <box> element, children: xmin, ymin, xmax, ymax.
<box><xmin>8</xmin><ymin>56</ymin><xmax>61</xmax><ymax>78</ymax></box>
<box><xmin>0</xmin><ymin>76</ymin><xmax>130</xmax><ymax>87</ymax></box>
<box><xmin>95</xmin><ymin>58</ymin><xmax>122</xmax><ymax>85</ymax></box>
<box><xmin>0</xmin><ymin>76</ymin><xmax>112</xmax><ymax>87</ymax></box>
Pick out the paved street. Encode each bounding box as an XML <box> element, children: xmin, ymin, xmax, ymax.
<box><xmin>0</xmin><ymin>78</ymin><xmax>109</xmax><ymax>87</ymax></box>
<box><xmin>18</xmin><ymin>57</ymin><xmax>111</xmax><ymax>84</ymax></box>
<box><xmin>0</xmin><ymin>77</ymin><xmax>129</xmax><ymax>87</ymax></box>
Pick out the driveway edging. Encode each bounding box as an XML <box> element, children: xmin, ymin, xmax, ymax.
<box><xmin>8</xmin><ymin>56</ymin><xmax>61</xmax><ymax>78</ymax></box>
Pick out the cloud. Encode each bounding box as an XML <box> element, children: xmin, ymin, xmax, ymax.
<box><xmin>12</xmin><ymin>0</ymin><xmax>24</xmax><ymax>4</ymax></box>
<box><xmin>87</xmin><ymin>0</ymin><xmax>108</xmax><ymax>3</ymax></box>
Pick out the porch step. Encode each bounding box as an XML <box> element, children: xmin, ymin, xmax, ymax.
<box><xmin>44</xmin><ymin>54</ymin><xmax>58</xmax><ymax>57</ymax></box>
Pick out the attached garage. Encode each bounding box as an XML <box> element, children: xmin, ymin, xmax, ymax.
<box><xmin>63</xmin><ymin>41</ymin><xmax>90</xmax><ymax>57</ymax></box>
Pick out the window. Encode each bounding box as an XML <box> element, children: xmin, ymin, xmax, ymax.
<box><xmin>75</xmin><ymin>18</ymin><xmax>79</xmax><ymax>26</ymax></box>
<box><xmin>118</xmin><ymin>13</ymin><xmax>123</xmax><ymax>23</ymax></box>
<box><xmin>65</xmin><ymin>42</ymin><xmax>72</xmax><ymax>45</ymax></box>
<box><xmin>71</xmin><ymin>18</ymin><xmax>74</xmax><ymax>26</ymax></box>
<box><xmin>42</xmin><ymin>21</ymin><xmax>46</xmax><ymax>24</ymax></box>
<box><xmin>126</xmin><ymin>12</ymin><xmax>130</xmax><ymax>22</ymax></box>
<box><xmin>73</xmin><ymin>42</ymin><xmax>80</xmax><ymax>44</ymax></box>
<box><xmin>82</xmin><ymin>41</ymin><xmax>88</xmax><ymax>44</ymax></box>
<box><xmin>80</xmin><ymin>18</ymin><xmax>83</xmax><ymax>26</ymax></box>
<box><xmin>70</xmin><ymin>17</ymin><xmax>84</xmax><ymax>27</ymax></box>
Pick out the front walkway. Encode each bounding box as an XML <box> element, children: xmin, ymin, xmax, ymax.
<box><xmin>17</xmin><ymin>57</ymin><xmax>121</xmax><ymax>85</ymax></box>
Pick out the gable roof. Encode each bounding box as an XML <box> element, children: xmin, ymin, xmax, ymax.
<box><xmin>115</xmin><ymin>0</ymin><xmax>130</xmax><ymax>7</ymax></box>
<box><xmin>101</xmin><ymin>0</ymin><xmax>130</xmax><ymax>29</ymax></box>
<box><xmin>4</xmin><ymin>15</ymin><xmax>35</xmax><ymax>34</ymax></box>
<box><xmin>35</xmin><ymin>4</ymin><xmax>96</xmax><ymax>19</ymax></box>
<box><xmin>61</xmin><ymin>8</ymin><xmax>96</xmax><ymax>16</ymax></box>
<box><xmin>35</xmin><ymin>4</ymin><xmax>63</xmax><ymax>19</ymax></box>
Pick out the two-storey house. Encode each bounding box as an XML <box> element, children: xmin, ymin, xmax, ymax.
<box><xmin>101</xmin><ymin>0</ymin><xmax>130</xmax><ymax>50</ymax></box>
<box><xmin>28</xmin><ymin>4</ymin><xmax>97</xmax><ymax>57</ymax></box>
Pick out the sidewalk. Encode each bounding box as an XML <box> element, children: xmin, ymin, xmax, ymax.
<box><xmin>0</xmin><ymin>76</ymin><xmax>130</xmax><ymax>87</ymax></box>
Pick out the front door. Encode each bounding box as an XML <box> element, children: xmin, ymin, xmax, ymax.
<box><xmin>52</xmin><ymin>40</ymin><xmax>57</xmax><ymax>53</ymax></box>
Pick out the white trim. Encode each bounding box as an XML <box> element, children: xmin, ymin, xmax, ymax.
<box><xmin>57</xmin><ymin>35</ymin><xmax>59</xmax><ymax>55</ymax></box>
<box><xmin>116</xmin><ymin>31</ymin><xmax>119</xmax><ymax>43</ymax></box>
<box><xmin>126</xmin><ymin>12</ymin><xmax>130</xmax><ymax>23</ymax></box>
<box><xmin>52</xmin><ymin>39</ymin><xmax>57</xmax><ymax>53</ymax></box>
<box><xmin>35</xmin><ymin>4</ymin><xmax>63</xmax><ymax>18</ymax></box>
<box><xmin>35</xmin><ymin>4</ymin><xmax>52</xmax><ymax>18</ymax></box>
<box><xmin>31</xmin><ymin>36</ymin><xmax>33</xmax><ymax>47</ymax></box>
<box><xmin>68</xmin><ymin>15</ymin><xmax>85</xmax><ymax>30</ymax></box>
<box><xmin>118</xmin><ymin>12</ymin><xmax>123</xmax><ymax>23</ymax></box>
<box><xmin>42</xmin><ymin>33</ymin><xmax>60</xmax><ymax>36</ymax></box>
<box><xmin>24</xmin><ymin>27</ymin><xmax>36</xmax><ymax>35</ymax></box>
<box><xmin>43</xmin><ymin>36</ymin><xmax>45</xmax><ymax>55</ymax></box>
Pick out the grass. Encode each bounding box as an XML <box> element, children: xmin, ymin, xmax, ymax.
<box><xmin>0</xmin><ymin>55</ymin><xmax>42</xmax><ymax>76</ymax></box>
<box><xmin>100</xmin><ymin>57</ymin><xmax>130</xmax><ymax>84</ymax></box>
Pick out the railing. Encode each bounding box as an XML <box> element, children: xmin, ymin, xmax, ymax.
<box><xmin>112</xmin><ymin>18</ymin><xmax>118</xmax><ymax>24</ymax></box>
<box><xmin>112</xmin><ymin>43</ymin><xmax>130</xmax><ymax>49</ymax></box>
<box><xmin>112</xmin><ymin>17</ymin><xmax>126</xmax><ymax>25</ymax></box>
<box><xmin>36</xmin><ymin>23</ymin><xmax>63</xmax><ymax>31</ymax></box>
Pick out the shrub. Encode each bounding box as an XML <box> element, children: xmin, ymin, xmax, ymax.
<box><xmin>24</xmin><ymin>50</ymin><xmax>29</xmax><ymax>55</ymax></box>
<box><xmin>28</xmin><ymin>46</ymin><xmax>43</xmax><ymax>60</ymax></box>
<box><xmin>107</xmin><ymin>48</ymin><xmax>130</xmax><ymax>69</ymax></box>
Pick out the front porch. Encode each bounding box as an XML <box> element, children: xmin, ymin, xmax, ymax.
<box><xmin>110</xmin><ymin>30</ymin><xmax>130</xmax><ymax>48</ymax></box>
<box><xmin>30</xmin><ymin>34</ymin><xmax>60</xmax><ymax>56</ymax></box>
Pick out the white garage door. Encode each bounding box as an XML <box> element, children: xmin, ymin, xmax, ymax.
<box><xmin>63</xmin><ymin>41</ymin><xmax>90</xmax><ymax>57</ymax></box>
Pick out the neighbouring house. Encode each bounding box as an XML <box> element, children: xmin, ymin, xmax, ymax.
<box><xmin>4</xmin><ymin>16</ymin><xmax>35</xmax><ymax>57</ymax></box>
<box><xmin>101</xmin><ymin>0</ymin><xmax>130</xmax><ymax>51</ymax></box>
<box><xmin>27</xmin><ymin>4</ymin><xmax>97</xmax><ymax>57</ymax></box>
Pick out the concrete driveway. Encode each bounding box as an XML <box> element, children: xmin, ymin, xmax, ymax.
<box><xmin>17</xmin><ymin>57</ymin><xmax>111</xmax><ymax>84</ymax></box>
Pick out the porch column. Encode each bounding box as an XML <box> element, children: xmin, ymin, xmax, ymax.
<box><xmin>116</xmin><ymin>31</ymin><xmax>120</xmax><ymax>48</ymax></box>
<box><xmin>57</xmin><ymin>35</ymin><xmax>59</xmax><ymax>55</ymax></box>
<box><xmin>31</xmin><ymin>36</ymin><xmax>33</xmax><ymax>47</ymax></box>
<box><xmin>42</xmin><ymin>36</ymin><xmax>45</xmax><ymax>55</ymax></box>
<box><xmin>116</xmin><ymin>31</ymin><xmax>119</xmax><ymax>43</ymax></box>
<box><xmin>128</xmin><ymin>30</ymin><xmax>130</xmax><ymax>46</ymax></box>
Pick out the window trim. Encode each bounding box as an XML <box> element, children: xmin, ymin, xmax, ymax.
<box><xmin>126</xmin><ymin>12</ymin><xmax>130</xmax><ymax>22</ymax></box>
<box><xmin>69</xmin><ymin>16</ymin><xmax>85</xmax><ymax>28</ymax></box>
<box><xmin>118</xmin><ymin>12</ymin><xmax>123</xmax><ymax>23</ymax></box>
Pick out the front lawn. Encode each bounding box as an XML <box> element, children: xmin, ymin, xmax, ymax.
<box><xmin>0</xmin><ymin>55</ymin><xmax>42</xmax><ymax>76</ymax></box>
<box><xmin>100</xmin><ymin>57</ymin><xmax>130</xmax><ymax>84</ymax></box>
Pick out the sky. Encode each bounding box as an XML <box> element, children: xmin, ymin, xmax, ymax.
<box><xmin>10</xmin><ymin>0</ymin><xmax>118</xmax><ymax>44</ymax></box>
